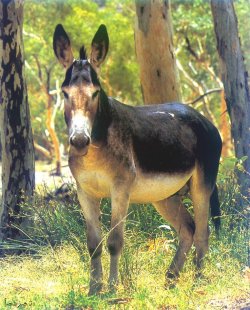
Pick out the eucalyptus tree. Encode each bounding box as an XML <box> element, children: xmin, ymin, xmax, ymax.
<box><xmin>134</xmin><ymin>0</ymin><xmax>181</xmax><ymax>104</ymax></box>
<box><xmin>211</xmin><ymin>0</ymin><xmax>250</xmax><ymax>199</ymax></box>
<box><xmin>0</xmin><ymin>0</ymin><xmax>35</xmax><ymax>242</ymax></box>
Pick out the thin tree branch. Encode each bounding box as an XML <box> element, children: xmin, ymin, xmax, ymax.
<box><xmin>185</xmin><ymin>36</ymin><xmax>199</xmax><ymax>60</ymax></box>
<box><xmin>25</xmin><ymin>60</ymin><xmax>43</xmax><ymax>87</ymax></box>
<box><xmin>33</xmin><ymin>54</ymin><xmax>43</xmax><ymax>81</ymax></box>
<box><xmin>186</xmin><ymin>88</ymin><xmax>222</xmax><ymax>105</ymax></box>
<box><xmin>34</xmin><ymin>142</ymin><xmax>51</xmax><ymax>159</ymax></box>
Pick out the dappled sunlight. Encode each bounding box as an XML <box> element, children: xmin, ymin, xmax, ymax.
<box><xmin>0</xmin><ymin>246</ymin><xmax>89</xmax><ymax>306</ymax></box>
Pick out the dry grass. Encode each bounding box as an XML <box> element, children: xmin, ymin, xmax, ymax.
<box><xmin>0</xmin><ymin>235</ymin><xmax>249</xmax><ymax>309</ymax></box>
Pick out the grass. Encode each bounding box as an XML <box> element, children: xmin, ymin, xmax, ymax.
<box><xmin>0</xmin><ymin>158</ymin><xmax>249</xmax><ymax>309</ymax></box>
<box><xmin>0</xmin><ymin>236</ymin><xmax>249</xmax><ymax>309</ymax></box>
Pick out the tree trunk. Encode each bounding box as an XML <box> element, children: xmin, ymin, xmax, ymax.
<box><xmin>135</xmin><ymin>0</ymin><xmax>181</xmax><ymax>104</ymax></box>
<box><xmin>211</xmin><ymin>0</ymin><xmax>250</xmax><ymax>198</ymax></box>
<box><xmin>0</xmin><ymin>0</ymin><xmax>35</xmax><ymax>241</ymax></box>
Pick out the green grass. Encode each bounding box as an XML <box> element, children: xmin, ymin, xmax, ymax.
<box><xmin>0</xmin><ymin>236</ymin><xmax>249</xmax><ymax>309</ymax></box>
<box><xmin>0</xmin><ymin>158</ymin><xmax>249</xmax><ymax>309</ymax></box>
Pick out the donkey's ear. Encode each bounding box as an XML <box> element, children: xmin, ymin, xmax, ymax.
<box><xmin>53</xmin><ymin>24</ymin><xmax>74</xmax><ymax>69</ymax></box>
<box><xmin>90</xmin><ymin>24</ymin><xmax>109</xmax><ymax>72</ymax></box>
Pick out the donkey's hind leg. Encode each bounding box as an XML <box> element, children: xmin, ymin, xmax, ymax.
<box><xmin>153</xmin><ymin>194</ymin><xmax>195</xmax><ymax>282</ymax></box>
<box><xmin>190</xmin><ymin>168</ymin><xmax>212</xmax><ymax>269</ymax></box>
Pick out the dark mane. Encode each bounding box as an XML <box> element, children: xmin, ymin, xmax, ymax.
<box><xmin>79</xmin><ymin>45</ymin><xmax>87</xmax><ymax>60</ymax></box>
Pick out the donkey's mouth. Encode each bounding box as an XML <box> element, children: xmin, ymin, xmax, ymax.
<box><xmin>69</xmin><ymin>145</ymin><xmax>89</xmax><ymax>157</ymax></box>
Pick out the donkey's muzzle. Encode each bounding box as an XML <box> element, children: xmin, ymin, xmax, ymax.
<box><xmin>69</xmin><ymin>133</ymin><xmax>90</xmax><ymax>149</ymax></box>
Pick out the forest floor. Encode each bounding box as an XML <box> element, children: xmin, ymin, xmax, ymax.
<box><xmin>34</xmin><ymin>160</ymin><xmax>73</xmax><ymax>187</ymax></box>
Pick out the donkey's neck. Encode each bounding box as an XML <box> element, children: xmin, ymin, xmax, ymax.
<box><xmin>91</xmin><ymin>89</ymin><xmax>112</xmax><ymax>143</ymax></box>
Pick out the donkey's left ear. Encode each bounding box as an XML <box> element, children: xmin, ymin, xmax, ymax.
<box><xmin>90</xmin><ymin>24</ymin><xmax>109</xmax><ymax>72</ymax></box>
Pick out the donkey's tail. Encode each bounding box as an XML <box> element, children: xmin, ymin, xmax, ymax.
<box><xmin>210</xmin><ymin>184</ymin><xmax>221</xmax><ymax>236</ymax></box>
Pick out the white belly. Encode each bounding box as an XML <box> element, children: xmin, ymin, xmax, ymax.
<box><xmin>130</xmin><ymin>171</ymin><xmax>192</xmax><ymax>202</ymax></box>
<box><xmin>77</xmin><ymin>169</ymin><xmax>193</xmax><ymax>203</ymax></box>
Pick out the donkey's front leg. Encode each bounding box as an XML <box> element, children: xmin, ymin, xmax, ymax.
<box><xmin>107</xmin><ymin>178</ymin><xmax>133</xmax><ymax>291</ymax></box>
<box><xmin>77</xmin><ymin>186</ymin><xmax>102</xmax><ymax>295</ymax></box>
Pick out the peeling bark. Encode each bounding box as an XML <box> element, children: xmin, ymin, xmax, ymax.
<box><xmin>211</xmin><ymin>0</ymin><xmax>250</xmax><ymax>198</ymax></box>
<box><xmin>135</xmin><ymin>0</ymin><xmax>181</xmax><ymax>104</ymax></box>
<box><xmin>0</xmin><ymin>0</ymin><xmax>35</xmax><ymax>241</ymax></box>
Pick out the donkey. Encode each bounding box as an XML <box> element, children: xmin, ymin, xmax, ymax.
<box><xmin>53</xmin><ymin>24</ymin><xmax>222</xmax><ymax>295</ymax></box>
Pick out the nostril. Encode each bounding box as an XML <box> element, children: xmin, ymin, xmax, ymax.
<box><xmin>69</xmin><ymin>136</ymin><xmax>74</xmax><ymax>146</ymax></box>
<box><xmin>86</xmin><ymin>136</ymin><xmax>90</xmax><ymax>146</ymax></box>
<box><xmin>69</xmin><ymin>135</ymin><xmax>81</xmax><ymax>148</ymax></box>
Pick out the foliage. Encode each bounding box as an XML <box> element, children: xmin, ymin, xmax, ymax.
<box><xmin>171</xmin><ymin>0</ymin><xmax>250</xmax><ymax>134</ymax></box>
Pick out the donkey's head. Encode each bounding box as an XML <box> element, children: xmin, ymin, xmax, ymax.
<box><xmin>53</xmin><ymin>24</ymin><xmax>109</xmax><ymax>155</ymax></box>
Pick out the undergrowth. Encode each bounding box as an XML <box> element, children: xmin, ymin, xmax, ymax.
<box><xmin>0</xmin><ymin>157</ymin><xmax>249</xmax><ymax>309</ymax></box>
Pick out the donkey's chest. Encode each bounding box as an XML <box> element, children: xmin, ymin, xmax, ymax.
<box><xmin>76</xmin><ymin>170</ymin><xmax>112</xmax><ymax>198</ymax></box>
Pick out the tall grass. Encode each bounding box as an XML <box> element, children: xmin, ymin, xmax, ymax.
<box><xmin>217</xmin><ymin>157</ymin><xmax>249</xmax><ymax>264</ymax></box>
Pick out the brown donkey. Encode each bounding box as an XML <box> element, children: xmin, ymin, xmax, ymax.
<box><xmin>53</xmin><ymin>24</ymin><xmax>222</xmax><ymax>295</ymax></box>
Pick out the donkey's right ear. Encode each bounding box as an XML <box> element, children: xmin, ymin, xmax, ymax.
<box><xmin>53</xmin><ymin>24</ymin><xmax>74</xmax><ymax>69</ymax></box>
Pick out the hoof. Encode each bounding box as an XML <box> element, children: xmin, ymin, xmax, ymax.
<box><xmin>108</xmin><ymin>285</ymin><xmax>117</xmax><ymax>294</ymax></box>
<box><xmin>165</xmin><ymin>271</ymin><xmax>178</xmax><ymax>289</ymax></box>
<box><xmin>88</xmin><ymin>282</ymin><xmax>102</xmax><ymax>296</ymax></box>
<box><xmin>108</xmin><ymin>279</ymin><xmax>118</xmax><ymax>294</ymax></box>
<box><xmin>166</xmin><ymin>270</ymin><xmax>178</xmax><ymax>279</ymax></box>
<box><xmin>194</xmin><ymin>270</ymin><xmax>208</xmax><ymax>281</ymax></box>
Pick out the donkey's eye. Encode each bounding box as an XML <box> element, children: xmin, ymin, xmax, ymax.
<box><xmin>92</xmin><ymin>90</ymin><xmax>99</xmax><ymax>99</ymax></box>
<box><xmin>62</xmin><ymin>90</ymin><xmax>69</xmax><ymax>99</ymax></box>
